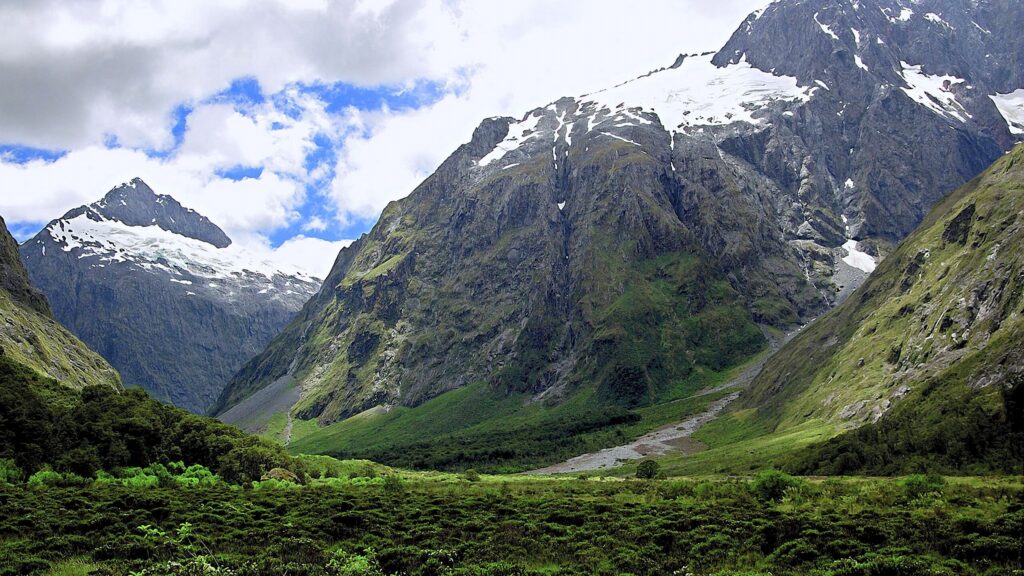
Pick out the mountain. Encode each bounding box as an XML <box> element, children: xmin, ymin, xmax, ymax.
<box><xmin>19</xmin><ymin>178</ymin><xmax>320</xmax><ymax>413</ymax></box>
<box><xmin>0</xmin><ymin>214</ymin><xmax>120</xmax><ymax>390</ymax></box>
<box><xmin>735</xmin><ymin>143</ymin><xmax>1024</xmax><ymax>474</ymax></box>
<box><xmin>216</xmin><ymin>0</ymin><xmax>1023</xmax><ymax>466</ymax></box>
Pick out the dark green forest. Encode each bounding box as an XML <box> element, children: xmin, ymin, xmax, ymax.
<box><xmin>0</xmin><ymin>355</ymin><xmax>301</xmax><ymax>484</ymax></box>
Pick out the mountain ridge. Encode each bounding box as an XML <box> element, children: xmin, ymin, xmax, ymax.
<box><xmin>0</xmin><ymin>215</ymin><xmax>121</xmax><ymax>391</ymax></box>
<box><xmin>218</xmin><ymin>0</ymin><xmax>1023</xmax><ymax>467</ymax></box>
<box><xmin>20</xmin><ymin>180</ymin><xmax>320</xmax><ymax>412</ymax></box>
<box><xmin>713</xmin><ymin>143</ymin><xmax>1024</xmax><ymax>475</ymax></box>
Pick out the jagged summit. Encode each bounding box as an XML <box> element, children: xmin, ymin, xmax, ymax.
<box><xmin>20</xmin><ymin>180</ymin><xmax>320</xmax><ymax>413</ymax></box>
<box><xmin>59</xmin><ymin>177</ymin><xmax>232</xmax><ymax>248</ymax></box>
<box><xmin>36</xmin><ymin>180</ymin><xmax>315</xmax><ymax>285</ymax></box>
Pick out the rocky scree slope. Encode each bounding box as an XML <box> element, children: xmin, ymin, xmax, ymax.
<box><xmin>742</xmin><ymin>144</ymin><xmax>1024</xmax><ymax>471</ymax></box>
<box><xmin>0</xmin><ymin>215</ymin><xmax>120</xmax><ymax>390</ymax></box>
<box><xmin>217</xmin><ymin>0</ymin><xmax>1024</xmax><ymax>433</ymax></box>
<box><xmin>20</xmin><ymin>179</ymin><xmax>319</xmax><ymax>412</ymax></box>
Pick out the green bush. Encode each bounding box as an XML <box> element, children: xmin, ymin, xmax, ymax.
<box><xmin>252</xmin><ymin>478</ymin><xmax>302</xmax><ymax>490</ymax></box>
<box><xmin>218</xmin><ymin>443</ymin><xmax>289</xmax><ymax>485</ymax></box>
<box><xmin>382</xmin><ymin>474</ymin><xmax>405</xmax><ymax>495</ymax></box>
<box><xmin>751</xmin><ymin>469</ymin><xmax>805</xmax><ymax>502</ymax></box>
<box><xmin>636</xmin><ymin>460</ymin><xmax>660</xmax><ymax>480</ymax></box>
<box><xmin>0</xmin><ymin>458</ymin><xmax>22</xmax><ymax>483</ymax></box>
<box><xmin>462</xmin><ymin>469</ymin><xmax>481</xmax><ymax>482</ymax></box>
<box><xmin>901</xmin><ymin>473</ymin><xmax>946</xmax><ymax>500</ymax></box>
<box><xmin>27</xmin><ymin>468</ymin><xmax>89</xmax><ymax>487</ymax></box>
<box><xmin>177</xmin><ymin>464</ymin><xmax>221</xmax><ymax>487</ymax></box>
<box><xmin>328</xmin><ymin>549</ymin><xmax>385</xmax><ymax>576</ymax></box>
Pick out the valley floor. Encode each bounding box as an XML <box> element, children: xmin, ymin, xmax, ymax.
<box><xmin>531</xmin><ymin>326</ymin><xmax>802</xmax><ymax>475</ymax></box>
<box><xmin>1</xmin><ymin>473</ymin><xmax>1020</xmax><ymax>576</ymax></box>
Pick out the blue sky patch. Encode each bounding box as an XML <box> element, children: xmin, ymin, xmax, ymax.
<box><xmin>9</xmin><ymin>221</ymin><xmax>48</xmax><ymax>243</ymax></box>
<box><xmin>0</xmin><ymin>145</ymin><xmax>67</xmax><ymax>164</ymax></box>
<box><xmin>215</xmin><ymin>165</ymin><xmax>265</xmax><ymax>181</ymax></box>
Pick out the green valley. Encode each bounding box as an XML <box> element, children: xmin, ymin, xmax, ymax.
<box><xmin>2</xmin><ymin>0</ymin><xmax>1024</xmax><ymax>574</ymax></box>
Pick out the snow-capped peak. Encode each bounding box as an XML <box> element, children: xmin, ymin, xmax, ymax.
<box><xmin>42</xmin><ymin>181</ymin><xmax>322</xmax><ymax>285</ymax></box>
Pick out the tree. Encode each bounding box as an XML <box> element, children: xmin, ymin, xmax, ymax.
<box><xmin>636</xmin><ymin>460</ymin><xmax>660</xmax><ymax>480</ymax></box>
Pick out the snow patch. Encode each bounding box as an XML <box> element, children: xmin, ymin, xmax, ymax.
<box><xmin>600</xmin><ymin>133</ymin><xmax>642</xmax><ymax>147</ymax></box>
<box><xmin>46</xmin><ymin>214</ymin><xmax>319</xmax><ymax>281</ymax></box>
<box><xmin>990</xmin><ymin>90</ymin><xmax>1024</xmax><ymax>135</ymax></box>
<box><xmin>579</xmin><ymin>54</ymin><xmax>809</xmax><ymax>131</ymax></box>
<box><xmin>842</xmin><ymin>240</ymin><xmax>876</xmax><ymax>273</ymax></box>
<box><xmin>854</xmin><ymin>55</ymin><xmax>868</xmax><ymax>71</ymax></box>
<box><xmin>814</xmin><ymin>12</ymin><xmax>839</xmax><ymax>40</ymax></box>
<box><xmin>478</xmin><ymin>113</ymin><xmax>543</xmax><ymax>167</ymax></box>
<box><xmin>899</xmin><ymin>62</ymin><xmax>970</xmax><ymax>122</ymax></box>
<box><xmin>557</xmin><ymin>201</ymin><xmax>566</xmax><ymax>211</ymax></box>
<box><xmin>924</xmin><ymin>12</ymin><xmax>952</xmax><ymax>29</ymax></box>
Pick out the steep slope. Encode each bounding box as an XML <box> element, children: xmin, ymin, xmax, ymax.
<box><xmin>218</xmin><ymin>0</ymin><xmax>1023</xmax><ymax>464</ymax></box>
<box><xmin>736</xmin><ymin>144</ymin><xmax>1024</xmax><ymax>473</ymax></box>
<box><xmin>20</xmin><ymin>179</ymin><xmax>320</xmax><ymax>413</ymax></box>
<box><xmin>0</xmin><ymin>215</ymin><xmax>120</xmax><ymax>391</ymax></box>
<box><xmin>0</xmin><ymin>214</ymin><xmax>50</xmax><ymax>317</ymax></box>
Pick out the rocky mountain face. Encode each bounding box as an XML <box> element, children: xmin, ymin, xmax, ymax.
<box><xmin>0</xmin><ymin>215</ymin><xmax>50</xmax><ymax>317</ymax></box>
<box><xmin>0</xmin><ymin>215</ymin><xmax>120</xmax><ymax>390</ymax></box>
<box><xmin>20</xmin><ymin>179</ymin><xmax>320</xmax><ymax>412</ymax></box>
<box><xmin>217</xmin><ymin>0</ymin><xmax>1023</xmax><ymax>434</ymax></box>
<box><xmin>744</xmin><ymin>143</ymin><xmax>1024</xmax><ymax>472</ymax></box>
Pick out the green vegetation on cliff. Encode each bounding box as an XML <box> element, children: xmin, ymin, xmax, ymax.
<box><xmin>0</xmin><ymin>215</ymin><xmax>120</xmax><ymax>391</ymax></box>
<box><xmin>659</xmin><ymin>145</ymin><xmax>1024</xmax><ymax>477</ymax></box>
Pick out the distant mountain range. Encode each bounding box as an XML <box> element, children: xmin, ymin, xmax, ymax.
<box><xmin>214</xmin><ymin>0</ymin><xmax>1023</xmax><ymax>468</ymax></box>
<box><xmin>19</xmin><ymin>179</ymin><xmax>320</xmax><ymax>413</ymax></box>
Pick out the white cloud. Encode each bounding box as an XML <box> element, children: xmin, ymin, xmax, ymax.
<box><xmin>302</xmin><ymin>216</ymin><xmax>329</xmax><ymax>232</ymax></box>
<box><xmin>0</xmin><ymin>0</ymin><xmax>766</xmax><ymax>272</ymax></box>
<box><xmin>0</xmin><ymin>0</ymin><xmax>464</xmax><ymax>150</ymax></box>
<box><xmin>270</xmin><ymin>235</ymin><xmax>353</xmax><ymax>279</ymax></box>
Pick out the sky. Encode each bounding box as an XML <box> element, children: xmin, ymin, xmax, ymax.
<box><xmin>0</xmin><ymin>0</ymin><xmax>765</xmax><ymax>279</ymax></box>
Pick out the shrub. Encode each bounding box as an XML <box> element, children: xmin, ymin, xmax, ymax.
<box><xmin>382</xmin><ymin>474</ymin><xmax>405</xmax><ymax>495</ymax></box>
<box><xmin>252</xmin><ymin>478</ymin><xmax>302</xmax><ymax>490</ymax></box>
<box><xmin>122</xmin><ymin>473</ymin><xmax>160</xmax><ymax>489</ymax></box>
<box><xmin>901</xmin><ymin>473</ymin><xmax>946</xmax><ymax>500</ymax></box>
<box><xmin>177</xmin><ymin>464</ymin><xmax>220</xmax><ymax>487</ymax></box>
<box><xmin>462</xmin><ymin>469</ymin><xmax>481</xmax><ymax>482</ymax></box>
<box><xmin>0</xmin><ymin>458</ymin><xmax>22</xmax><ymax>483</ymax></box>
<box><xmin>27</xmin><ymin>468</ymin><xmax>89</xmax><ymax>487</ymax></box>
<box><xmin>93</xmin><ymin>470</ymin><xmax>118</xmax><ymax>485</ymax></box>
<box><xmin>751</xmin><ymin>469</ymin><xmax>805</xmax><ymax>502</ymax></box>
<box><xmin>636</xmin><ymin>460</ymin><xmax>660</xmax><ymax>480</ymax></box>
<box><xmin>328</xmin><ymin>549</ymin><xmax>385</xmax><ymax>576</ymax></box>
<box><xmin>218</xmin><ymin>443</ymin><xmax>286</xmax><ymax>484</ymax></box>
